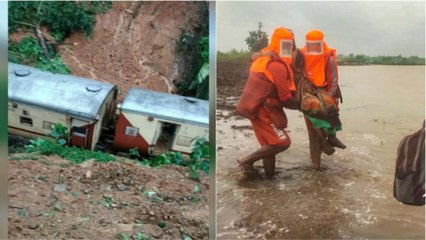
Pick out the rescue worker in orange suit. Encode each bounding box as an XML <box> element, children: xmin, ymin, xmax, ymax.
<box><xmin>236</xmin><ymin>27</ymin><xmax>299</xmax><ymax>178</ymax></box>
<box><xmin>301</xmin><ymin>29</ymin><xmax>346</xmax><ymax>169</ymax></box>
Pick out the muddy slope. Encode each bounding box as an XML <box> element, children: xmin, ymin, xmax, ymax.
<box><xmin>8</xmin><ymin>154</ymin><xmax>209</xmax><ymax>239</ymax></box>
<box><xmin>56</xmin><ymin>1</ymin><xmax>205</xmax><ymax>100</ymax></box>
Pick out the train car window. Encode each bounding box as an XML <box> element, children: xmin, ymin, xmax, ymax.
<box><xmin>72</xmin><ymin>126</ymin><xmax>87</xmax><ymax>137</ymax></box>
<box><xmin>176</xmin><ymin>135</ymin><xmax>192</xmax><ymax>147</ymax></box>
<box><xmin>20</xmin><ymin>116</ymin><xmax>33</xmax><ymax>127</ymax></box>
<box><xmin>43</xmin><ymin>121</ymin><xmax>55</xmax><ymax>130</ymax></box>
<box><xmin>125</xmin><ymin>126</ymin><xmax>139</xmax><ymax>137</ymax></box>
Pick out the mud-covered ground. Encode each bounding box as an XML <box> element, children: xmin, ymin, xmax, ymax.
<box><xmin>8</xmin><ymin>154</ymin><xmax>208</xmax><ymax>239</ymax></box>
<box><xmin>216</xmin><ymin>60</ymin><xmax>425</xmax><ymax>239</ymax></box>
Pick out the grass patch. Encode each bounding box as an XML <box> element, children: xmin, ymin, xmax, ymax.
<box><xmin>8</xmin><ymin>36</ymin><xmax>70</xmax><ymax>74</ymax></box>
<box><xmin>9</xmin><ymin>153</ymin><xmax>40</xmax><ymax>161</ymax></box>
<box><xmin>135</xmin><ymin>137</ymin><xmax>209</xmax><ymax>180</ymax></box>
<box><xmin>25</xmin><ymin>138</ymin><xmax>115</xmax><ymax>164</ymax></box>
<box><xmin>217</xmin><ymin>50</ymin><xmax>252</xmax><ymax>62</ymax></box>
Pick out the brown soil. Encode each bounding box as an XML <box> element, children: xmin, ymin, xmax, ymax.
<box><xmin>61</xmin><ymin>1</ymin><xmax>204</xmax><ymax>101</ymax></box>
<box><xmin>8</xmin><ymin>154</ymin><xmax>208</xmax><ymax>239</ymax></box>
<box><xmin>9</xmin><ymin>2</ymin><xmax>206</xmax><ymax>101</ymax></box>
<box><xmin>216</xmin><ymin>60</ymin><xmax>250</xmax><ymax>115</ymax></box>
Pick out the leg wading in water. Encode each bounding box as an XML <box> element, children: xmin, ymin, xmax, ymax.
<box><xmin>236</xmin><ymin>27</ymin><xmax>298</xmax><ymax>178</ymax></box>
<box><xmin>239</xmin><ymin>144</ymin><xmax>290</xmax><ymax>178</ymax></box>
<box><xmin>304</xmin><ymin>116</ymin><xmax>323</xmax><ymax>170</ymax></box>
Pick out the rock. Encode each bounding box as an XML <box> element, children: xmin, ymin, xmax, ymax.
<box><xmin>29</xmin><ymin>224</ymin><xmax>39</xmax><ymax>229</ymax></box>
<box><xmin>53</xmin><ymin>184</ymin><xmax>67</xmax><ymax>192</ymax></box>
<box><xmin>83</xmin><ymin>189</ymin><xmax>90</xmax><ymax>194</ymax></box>
<box><xmin>80</xmin><ymin>159</ymin><xmax>96</xmax><ymax>168</ymax></box>
<box><xmin>137</xmin><ymin>224</ymin><xmax>163</xmax><ymax>238</ymax></box>
<box><xmin>103</xmin><ymin>193</ymin><xmax>113</xmax><ymax>199</ymax></box>
<box><xmin>85</xmin><ymin>170</ymin><xmax>92</xmax><ymax>178</ymax></box>
<box><xmin>117</xmin><ymin>184</ymin><xmax>128</xmax><ymax>191</ymax></box>
<box><xmin>117</xmin><ymin>223</ymin><xmax>134</xmax><ymax>232</ymax></box>
<box><xmin>54</xmin><ymin>203</ymin><xmax>63</xmax><ymax>212</ymax></box>
<box><xmin>99</xmin><ymin>218</ymin><xmax>109</xmax><ymax>226</ymax></box>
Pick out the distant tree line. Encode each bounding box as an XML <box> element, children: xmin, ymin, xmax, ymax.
<box><xmin>218</xmin><ymin>49</ymin><xmax>425</xmax><ymax>66</ymax></box>
<box><xmin>337</xmin><ymin>54</ymin><xmax>425</xmax><ymax>65</ymax></box>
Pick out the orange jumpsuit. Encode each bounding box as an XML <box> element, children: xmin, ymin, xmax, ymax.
<box><xmin>236</xmin><ymin>59</ymin><xmax>293</xmax><ymax>147</ymax></box>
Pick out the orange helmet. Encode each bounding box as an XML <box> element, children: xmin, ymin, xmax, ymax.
<box><xmin>305</xmin><ymin>29</ymin><xmax>329</xmax><ymax>55</ymax></box>
<box><xmin>267</xmin><ymin>27</ymin><xmax>294</xmax><ymax>58</ymax></box>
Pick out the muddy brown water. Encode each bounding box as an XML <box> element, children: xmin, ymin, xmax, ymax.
<box><xmin>217</xmin><ymin>65</ymin><xmax>425</xmax><ymax>239</ymax></box>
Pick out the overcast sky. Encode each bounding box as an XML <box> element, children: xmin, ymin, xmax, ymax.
<box><xmin>217</xmin><ymin>1</ymin><xmax>425</xmax><ymax>57</ymax></box>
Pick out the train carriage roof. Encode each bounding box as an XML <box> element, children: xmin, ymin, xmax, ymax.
<box><xmin>8</xmin><ymin>63</ymin><xmax>117</xmax><ymax>121</ymax></box>
<box><xmin>121</xmin><ymin>88</ymin><xmax>209</xmax><ymax>127</ymax></box>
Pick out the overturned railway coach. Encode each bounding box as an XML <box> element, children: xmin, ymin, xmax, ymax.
<box><xmin>8</xmin><ymin>63</ymin><xmax>118</xmax><ymax>150</ymax></box>
<box><xmin>8</xmin><ymin>63</ymin><xmax>209</xmax><ymax>155</ymax></box>
<box><xmin>114</xmin><ymin>88</ymin><xmax>209</xmax><ymax>155</ymax></box>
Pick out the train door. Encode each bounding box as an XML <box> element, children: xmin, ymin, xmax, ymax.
<box><xmin>69</xmin><ymin>119</ymin><xmax>90</xmax><ymax>149</ymax></box>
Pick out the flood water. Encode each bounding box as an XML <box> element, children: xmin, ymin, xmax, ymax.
<box><xmin>216</xmin><ymin>66</ymin><xmax>425</xmax><ymax>239</ymax></box>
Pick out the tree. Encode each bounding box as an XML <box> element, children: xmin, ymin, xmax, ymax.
<box><xmin>245</xmin><ymin>22</ymin><xmax>268</xmax><ymax>52</ymax></box>
<box><xmin>8</xmin><ymin>1</ymin><xmax>112</xmax><ymax>73</ymax></box>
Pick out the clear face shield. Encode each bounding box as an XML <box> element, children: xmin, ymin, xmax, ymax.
<box><xmin>306</xmin><ymin>40</ymin><xmax>323</xmax><ymax>55</ymax></box>
<box><xmin>279</xmin><ymin>39</ymin><xmax>294</xmax><ymax>58</ymax></box>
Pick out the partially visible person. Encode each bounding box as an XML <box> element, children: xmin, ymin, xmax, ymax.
<box><xmin>394</xmin><ymin>121</ymin><xmax>425</xmax><ymax>206</ymax></box>
<box><xmin>300</xmin><ymin>29</ymin><xmax>346</xmax><ymax>169</ymax></box>
<box><xmin>236</xmin><ymin>27</ymin><xmax>299</xmax><ymax>178</ymax></box>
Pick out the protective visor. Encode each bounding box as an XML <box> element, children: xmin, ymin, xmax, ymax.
<box><xmin>279</xmin><ymin>39</ymin><xmax>294</xmax><ymax>58</ymax></box>
<box><xmin>306</xmin><ymin>40</ymin><xmax>323</xmax><ymax>55</ymax></box>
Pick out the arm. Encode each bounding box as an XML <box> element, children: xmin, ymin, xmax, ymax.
<box><xmin>282</xmin><ymin>96</ymin><xmax>300</xmax><ymax>110</ymax></box>
<box><xmin>268</xmin><ymin>61</ymin><xmax>300</xmax><ymax>110</ymax></box>
<box><xmin>236</xmin><ymin>73</ymin><xmax>274</xmax><ymax>119</ymax></box>
<box><xmin>325</xmin><ymin>55</ymin><xmax>338</xmax><ymax>96</ymax></box>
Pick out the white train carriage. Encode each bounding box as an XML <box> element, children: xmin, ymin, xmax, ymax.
<box><xmin>114</xmin><ymin>87</ymin><xmax>209</xmax><ymax>155</ymax></box>
<box><xmin>8</xmin><ymin>63</ymin><xmax>118</xmax><ymax>150</ymax></box>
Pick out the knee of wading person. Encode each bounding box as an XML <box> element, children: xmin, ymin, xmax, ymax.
<box><xmin>274</xmin><ymin>135</ymin><xmax>291</xmax><ymax>151</ymax></box>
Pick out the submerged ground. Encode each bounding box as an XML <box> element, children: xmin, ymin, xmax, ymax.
<box><xmin>216</xmin><ymin>60</ymin><xmax>425</xmax><ymax>239</ymax></box>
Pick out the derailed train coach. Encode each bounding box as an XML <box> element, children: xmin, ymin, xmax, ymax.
<box><xmin>8</xmin><ymin>62</ymin><xmax>209</xmax><ymax>155</ymax></box>
<box><xmin>8</xmin><ymin>63</ymin><xmax>118</xmax><ymax>150</ymax></box>
<box><xmin>114</xmin><ymin>88</ymin><xmax>209</xmax><ymax>155</ymax></box>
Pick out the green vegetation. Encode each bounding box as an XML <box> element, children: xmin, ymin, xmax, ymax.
<box><xmin>245</xmin><ymin>22</ymin><xmax>268</xmax><ymax>52</ymax></box>
<box><xmin>13</xmin><ymin>122</ymin><xmax>208</xmax><ymax>178</ymax></box>
<box><xmin>136</xmin><ymin>137</ymin><xmax>210</xmax><ymax>180</ymax></box>
<box><xmin>8</xmin><ymin>36</ymin><xmax>70</xmax><ymax>74</ymax></box>
<box><xmin>217</xmin><ymin>50</ymin><xmax>425</xmax><ymax>66</ymax></box>
<box><xmin>176</xmin><ymin>2</ymin><xmax>209</xmax><ymax>100</ymax></box>
<box><xmin>217</xmin><ymin>50</ymin><xmax>252</xmax><ymax>62</ymax></box>
<box><xmin>23</xmin><ymin>123</ymin><xmax>115</xmax><ymax>164</ymax></box>
<box><xmin>25</xmin><ymin>139</ymin><xmax>115</xmax><ymax>164</ymax></box>
<box><xmin>337</xmin><ymin>54</ymin><xmax>425</xmax><ymax>65</ymax></box>
<box><xmin>9</xmin><ymin>1</ymin><xmax>112</xmax><ymax>40</ymax></box>
<box><xmin>8</xmin><ymin>1</ymin><xmax>112</xmax><ymax>73</ymax></box>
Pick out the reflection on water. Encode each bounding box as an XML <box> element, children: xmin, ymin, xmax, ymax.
<box><xmin>217</xmin><ymin>66</ymin><xmax>425</xmax><ymax>239</ymax></box>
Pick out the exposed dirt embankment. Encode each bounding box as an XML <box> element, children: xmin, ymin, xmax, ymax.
<box><xmin>217</xmin><ymin>60</ymin><xmax>250</xmax><ymax>113</ymax></box>
<box><xmin>8</xmin><ymin>155</ymin><xmax>209</xmax><ymax>239</ymax></box>
<box><xmin>57</xmin><ymin>1</ymin><xmax>204</xmax><ymax>100</ymax></box>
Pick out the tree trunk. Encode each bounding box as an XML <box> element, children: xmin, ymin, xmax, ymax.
<box><xmin>34</xmin><ymin>23</ymin><xmax>50</xmax><ymax>59</ymax></box>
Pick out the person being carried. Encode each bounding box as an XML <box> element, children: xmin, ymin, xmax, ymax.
<box><xmin>300</xmin><ymin>29</ymin><xmax>346</xmax><ymax>168</ymax></box>
<box><xmin>236</xmin><ymin>27</ymin><xmax>299</xmax><ymax>178</ymax></box>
